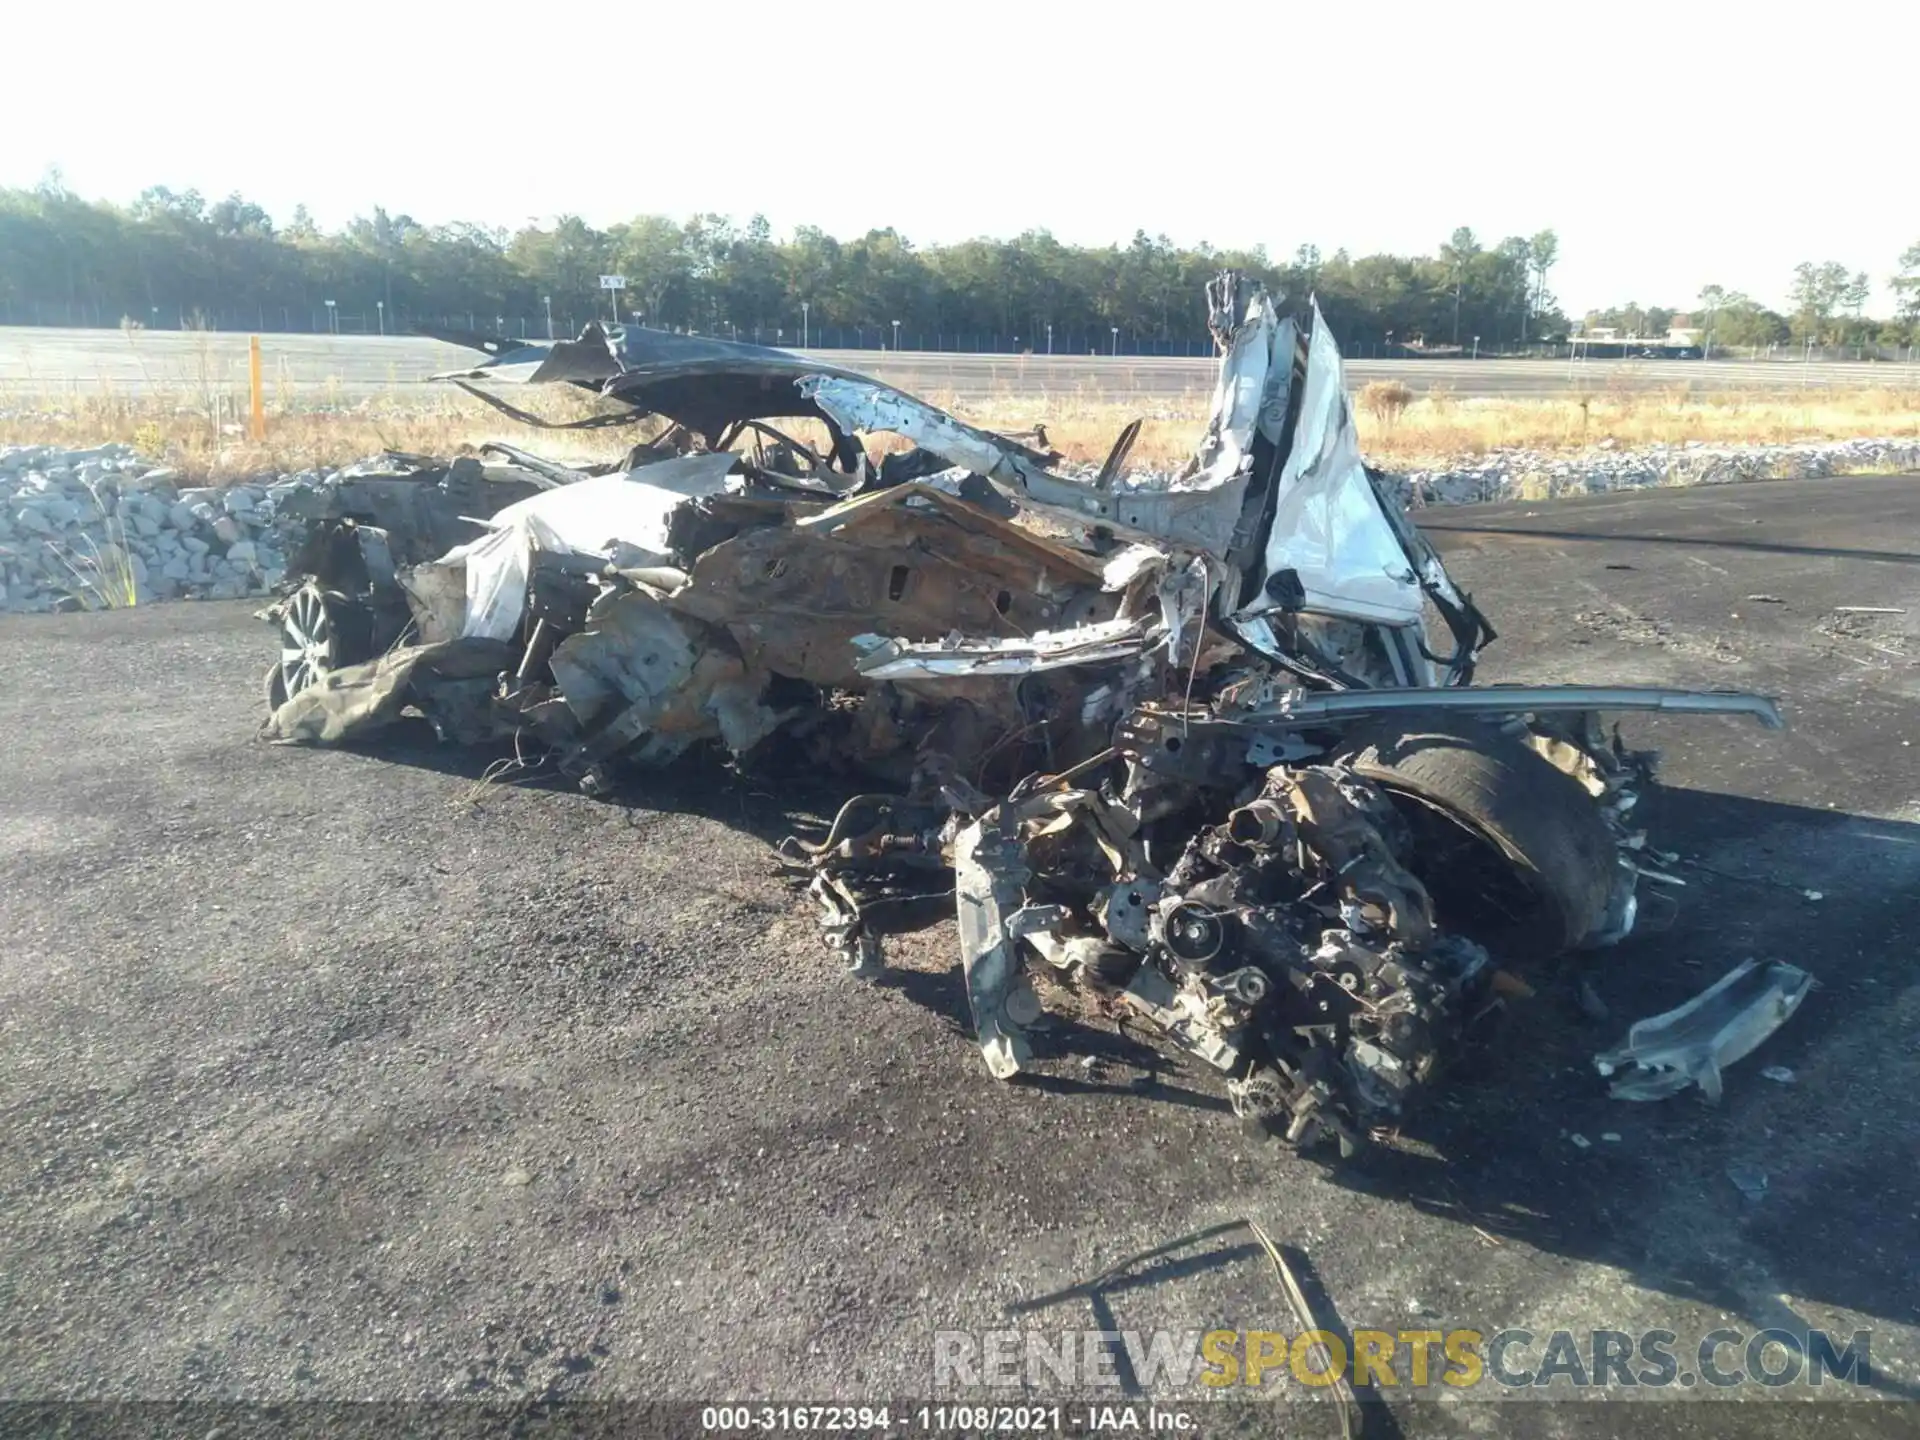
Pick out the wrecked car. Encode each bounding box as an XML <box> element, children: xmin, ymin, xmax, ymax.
<box><xmin>258</xmin><ymin>275</ymin><xmax>1787</xmax><ymax>1153</ymax></box>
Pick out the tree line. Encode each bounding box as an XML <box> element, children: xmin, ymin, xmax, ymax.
<box><xmin>1586</xmin><ymin>256</ymin><xmax>1920</xmax><ymax>351</ymax></box>
<box><xmin>0</xmin><ymin>182</ymin><xmax>1564</xmax><ymax>350</ymax></box>
<box><xmin>1</xmin><ymin>179</ymin><xmax>1914</xmax><ymax>352</ymax></box>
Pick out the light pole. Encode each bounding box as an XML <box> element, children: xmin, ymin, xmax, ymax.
<box><xmin>543</xmin><ymin>295</ymin><xmax>552</xmax><ymax>340</ymax></box>
<box><xmin>376</xmin><ymin>300</ymin><xmax>385</xmax><ymax>336</ymax></box>
<box><xmin>324</xmin><ymin>299</ymin><xmax>336</xmax><ymax>335</ymax></box>
<box><xmin>1110</xmin><ymin>326</ymin><xmax>1119</xmax><ymax>356</ymax></box>
<box><xmin>1046</xmin><ymin>323</ymin><xmax>1053</xmax><ymax>355</ymax></box>
<box><xmin>802</xmin><ymin>301</ymin><xmax>810</xmax><ymax>349</ymax></box>
<box><xmin>891</xmin><ymin>319</ymin><xmax>901</xmax><ymax>352</ymax></box>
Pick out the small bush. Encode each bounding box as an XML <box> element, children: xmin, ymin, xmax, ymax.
<box><xmin>1359</xmin><ymin>379</ymin><xmax>1414</xmax><ymax>429</ymax></box>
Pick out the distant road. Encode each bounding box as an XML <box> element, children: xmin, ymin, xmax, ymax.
<box><xmin>0</xmin><ymin>326</ymin><xmax>1912</xmax><ymax>405</ymax></box>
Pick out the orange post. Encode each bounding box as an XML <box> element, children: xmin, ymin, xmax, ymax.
<box><xmin>248</xmin><ymin>335</ymin><xmax>266</xmax><ymax>440</ymax></box>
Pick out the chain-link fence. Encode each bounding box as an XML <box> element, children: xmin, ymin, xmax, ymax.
<box><xmin>0</xmin><ymin>300</ymin><xmax>1229</xmax><ymax>357</ymax></box>
<box><xmin>3</xmin><ymin>298</ymin><xmax>1916</xmax><ymax>366</ymax></box>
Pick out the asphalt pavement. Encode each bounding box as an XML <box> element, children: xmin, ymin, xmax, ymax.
<box><xmin>1</xmin><ymin>326</ymin><xmax>1912</xmax><ymax>405</ymax></box>
<box><xmin>1</xmin><ymin>475</ymin><xmax>1917</xmax><ymax>1433</ymax></box>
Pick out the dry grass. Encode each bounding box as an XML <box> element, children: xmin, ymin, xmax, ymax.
<box><xmin>1359</xmin><ymin>384</ymin><xmax>1920</xmax><ymax>462</ymax></box>
<box><xmin>948</xmin><ymin>384</ymin><xmax>1920</xmax><ymax>471</ymax></box>
<box><xmin>0</xmin><ymin>382</ymin><xmax>631</xmax><ymax>477</ymax></box>
<box><xmin>3</xmin><ymin>370</ymin><xmax>1918</xmax><ymax>480</ymax></box>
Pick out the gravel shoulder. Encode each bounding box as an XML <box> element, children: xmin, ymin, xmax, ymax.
<box><xmin>2</xmin><ymin>476</ymin><xmax>1918</xmax><ymax>1428</ymax></box>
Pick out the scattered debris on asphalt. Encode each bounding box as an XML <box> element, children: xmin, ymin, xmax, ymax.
<box><xmin>1594</xmin><ymin>958</ymin><xmax>1812</xmax><ymax>1102</ymax></box>
<box><xmin>1726</xmin><ymin>1163</ymin><xmax>1770</xmax><ymax>1202</ymax></box>
<box><xmin>1252</xmin><ymin>1222</ymin><xmax>1359</xmax><ymax>1436</ymax></box>
<box><xmin>252</xmin><ymin>274</ymin><xmax>1793</xmax><ymax>1152</ymax></box>
<box><xmin>1577</xmin><ymin>975</ymin><xmax>1611</xmax><ymax>1022</ymax></box>
<box><xmin>1009</xmin><ymin>1216</ymin><xmax>1357</xmax><ymax>1436</ymax></box>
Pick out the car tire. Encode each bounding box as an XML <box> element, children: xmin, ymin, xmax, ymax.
<box><xmin>277</xmin><ymin>583</ymin><xmax>375</xmax><ymax>699</ymax></box>
<box><xmin>1337</xmin><ymin>717</ymin><xmax>1620</xmax><ymax>956</ymax></box>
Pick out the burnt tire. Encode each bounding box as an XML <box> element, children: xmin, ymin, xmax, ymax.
<box><xmin>1337</xmin><ymin>717</ymin><xmax>1619</xmax><ymax>957</ymax></box>
<box><xmin>277</xmin><ymin>584</ymin><xmax>376</xmax><ymax>699</ymax></box>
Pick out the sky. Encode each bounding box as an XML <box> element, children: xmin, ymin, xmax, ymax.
<box><xmin>4</xmin><ymin>0</ymin><xmax>1911</xmax><ymax>316</ymax></box>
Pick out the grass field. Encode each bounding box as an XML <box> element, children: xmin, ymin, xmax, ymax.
<box><xmin>3</xmin><ymin>372</ymin><xmax>1918</xmax><ymax>480</ymax></box>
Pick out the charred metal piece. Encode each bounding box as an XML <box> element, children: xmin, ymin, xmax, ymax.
<box><xmin>1595</xmin><ymin>959</ymin><xmax>1812</xmax><ymax>1101</ymax></box>
<box><xmin>962</xmin><ymin>747</ymin><xmax>1503</xmax><ymax>1146</ymax></box>
<box><xmin>954</xmin><ymin>803</ymin><xmax>1042</xmax><ymax>1079</ymax></box>
<box><xmin>1158</xmin><ymin>899</ymin><xmax>1226</xmax><ymax>968</ymax></box>
<box><xmin>1232</xmin><ymin>684</ymin><xmax>1785</xmax><ymax>730</ymax></box>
